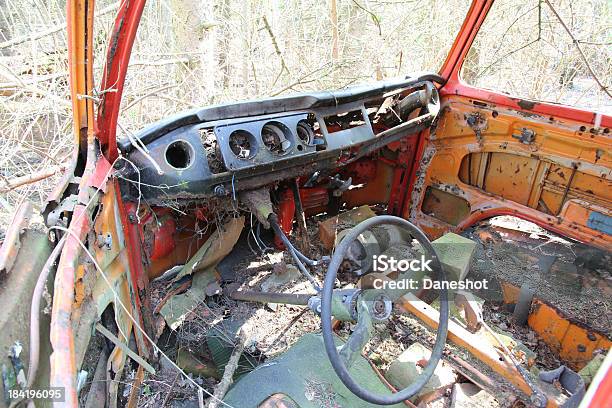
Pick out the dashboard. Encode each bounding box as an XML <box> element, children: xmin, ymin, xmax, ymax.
<box><xmin>117</xmin><ymin>74</ymin><xmax>441</xmax><ymax>203</ymax></box>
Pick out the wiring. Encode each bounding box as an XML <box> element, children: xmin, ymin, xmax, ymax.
<box><xmin>49</xmin><ymin>225</ymin><xmax>237</xmax><ymax>408</ymax></box>
<box><xmin>268</xmin><ymin>214</ymin><xmax>326</xmax><ymax>267</ymax></box>
<box><xmin>27</xmin><ymin>235</ymin><xmax>66</xmax><ymax>389</ymax></box>
<box><xmin>268</xmin><ymin>214</ymin><xmax>322</xmax><ymax>292</ymax></box>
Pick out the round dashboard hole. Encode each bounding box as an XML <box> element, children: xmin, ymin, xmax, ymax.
<box><xmin>229</xmin><ymin>129</ymin><xmax>256</xmax><ymax>159</ymax></box>
<box><xmin>297</xmin><ymin>120</ymin><xmax>315</xmax><ymax>146</ymax></box>
<box><xmin>262</xmin><ymin>122</ymin><xmax>293</xmax><ymax>155</ymax></box>
<box><xmin>165</xmin><ymin>140</ymin><xmax>194</xmax><ymax>169</ymax></box>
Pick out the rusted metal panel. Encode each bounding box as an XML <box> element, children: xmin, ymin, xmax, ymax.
<box><xmin>0</xmin><ymin>230</ymin><xmax>52</xmax><ymax>408</ymax></box>
<box><xmin>49</xmin><ymin>205</ymin><xmax>89</xmax><ymax>407</ymax></box>
<box><xmin>528</xmin><ymin>300</ymin><xmax>612</xmax><ymax>371</ymax></box>
<box><xmin>407</xmin><ymin>96</ymin><xmax>612</xmax><ymax>250</ymax></box>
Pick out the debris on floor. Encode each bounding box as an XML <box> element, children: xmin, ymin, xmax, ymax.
<box><xmin>385</xmin><ymin>342</ymin><xmax>457</xmax><ymax>401</ymax></box>
<box><xmin>450</xmin><ymin>382</ymin><xmax>498</xmax><ymax>408</ymax></box>
<box><xmin>465</xmin><ymin>215</ymin><xmax>611</xmax><ymax>336</ymax></box>
<box><xmin>130</xmin><ymin>211</ymin><xmax>609</xmax><ymax>407</ymax></box>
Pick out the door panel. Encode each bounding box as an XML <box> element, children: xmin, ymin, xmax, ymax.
<box><xmin>408</xmin><ymin>94</ymin><xmax>611</xmax><ymax>249</ymax></box>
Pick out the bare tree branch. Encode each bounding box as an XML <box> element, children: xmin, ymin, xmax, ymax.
<box><xmin>543</xmin><ymin>0</ymin><xmax>611</xmax><ymax>98</ymax></box>
<box><xmin>0</xmin><ymin>2</ymin><xmax>120</xmax><ymax>50</ymax></box>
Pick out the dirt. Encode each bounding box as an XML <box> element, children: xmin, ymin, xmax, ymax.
<box><xmin>136</xmin><ymin>212</ymin><xmax>607</xmax><ymax>407</ymax></box>
<box><xmin>482</xmin><ymin>302</ymin><xmax>561</xmax><ymax>371</ymax></box>
<box><xmin>77</xmin><ymin>334</ymin><xmax>107</xmax><ymax>407</ymax></box>
<box><xmin>463</xmin><ymin>215</ymin><xmax>612</xmax><ymax>336</ymax></box>
<box><xmin>139</xmin><ymin>221</ymin><xmax>328</xmax><ymax>407</ymax></box>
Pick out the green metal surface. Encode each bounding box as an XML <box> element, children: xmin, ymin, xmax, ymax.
<box><xmin>0</xmin><ymin>230</ymin><xmax>52</xmax><ymax>408</ymax></box>
<box><xmin>224</xmin><ymin>333</ymin><xmax>405</xmax><ymax>408</ymax></box>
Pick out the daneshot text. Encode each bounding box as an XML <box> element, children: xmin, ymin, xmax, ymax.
<box><xmin>371</xmin><ymin>277</ymin><xmax>489</xmax><ymax>291</ymax></box>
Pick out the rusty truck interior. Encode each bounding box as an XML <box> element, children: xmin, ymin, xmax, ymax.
<box><xmin>0</xmin><ymin>1</ymin><xmax>610</xmax><ymax>407</ymax></box>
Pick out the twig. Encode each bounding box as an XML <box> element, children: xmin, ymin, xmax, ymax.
<box><xmin>476</xmin><ymin>2</ymin><xmax>542</xmax><ymax>80</ymax></box>
<box><xmin>261</xmin><ymin>16</ymin><xmax>289</xmax><ymax>87</ymax></box>
<box><xmin>261</xmin><ymin>309</ymin><xmax>307</xmax><ymax>359</ymax></box>
<box><xmin>543</xmin><ymin>0</ymin><xmax>611</xmax><ymax>98</ymax></box>
<box><xmin>161</xmin><ymin>373</ymin><xmax>180</xmax><ymax>407</ymax></box>
<box><xmin>351</xmin><ymin>0</ymin><xmax>382</xmax><ymax>35</ymax></box>
<box><xmin>270</xmin><ymin>63</ymin><xmax>331</xmax><ymax>96</ymax></box>
<box><xmin>206</xmin><ymin>326</ymin><xmax>250</xmax><ymax>408</ymax></box>
<box><xmin>95</xmin><ymin>323</ymin><xmax>157</xmax><ymax>375</ymax></box>
<box><xmin>0</xmin><ymin>2</ymin><xmax>120</xmax><ymax>50</ymax></box>
<box><xmin>0</xmin><ymin>72</ymin><xmax>68</xmax><ymax>95</ymax></box>
<box><xmin>330</xmin><ymin>0</ymin><xmax>339</xmax><ymax>61</ymax></box>
<box><xmin>122</xmin><ymin>84</ymin><xmax>179</xmax><ymax>112</ymax></box>
<box><xmin>0</xmin><ymin>62</ymin><xmax>71</xmax><ymax>107</ymax></box>
<box><xmin>0</xmin><ymin>164</ymin><xmax>69</xmax><ymax>193</ymax></box>
<box><xmin>129</xmin><ymin>58</ymin><xmax>192</xmax><ymax>67</ymax></box>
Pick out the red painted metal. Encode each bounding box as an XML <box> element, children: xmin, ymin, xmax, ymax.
<box><xmin>275</xmin><ymin>189</ymin><xmax>295</xmax><ymax>248</ymax></box>
<box><xmin>92</xmin><ymin>0</ymin><xmax>152</xmax><ymax>357</ymax></box>
<box><xmin>343</xmin><ymin>159</ymin><xmax>377</xmax><ymax>184</ymax></box>
<box><xmin>274</xmin><ymin>184</ymin><xmax>334</xmax><ymax>248</ymax></box>
<box><xmin>443</xmin><ymin>71</ymin><xmax>612</xmax><ymax>127</ymax></box>
<box><xmin>587</xmin><ymin>365</ymin><xmax>612</xmax><ymax>408</ymax></box>
<box><xmin>96</xmin><ymin>0</ymin><xmax>147</xmax><ymax>162</ymax></box>
<box><xmin>400</xmin><ymin>128</ymin><xmax>430</xmax><ymax>218</ymax></box>
<box><xmin>438</xmin><ymin>0</ymin><xmax>491</xmax><ymax>82</ymax></box>
<box><xmin>90</xmin><ymin>155</ymin><xmax>112</xmax><ymax>191</ymax></box>
<box><xmin>149</xmin><ymin>216</ymin><xmax>177</xmax><ymax>260</ymax></box>
<box><xmin>385</xmin><ymin>136</ymin><xmax>418</xmax><ymax>216</ymax></box>
<box><xmin>300</xmin><ymin>186</ymin><xmax>329</xmax><ymax>210</ymax></box>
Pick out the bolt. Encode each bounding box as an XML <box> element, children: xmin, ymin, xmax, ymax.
<box><xmin>128</xmin><ymin>213</ymin><xmax>137</xmax><ymax>224</ymax></box>
<box><xmin>214</xmin><ymin>185</ymin><xmax>227</xmax><ymax>197</ymax></box>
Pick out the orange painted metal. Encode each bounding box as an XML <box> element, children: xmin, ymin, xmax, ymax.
<box><xmin>49</xmin><ymin>206</ymin><xmax>88</xmax><ymax>407</ymax></box>
<box><xmin>500</xmin><ymin>280</ymin><xmax>610</xmax><ymax>371</ymax></box>
<box><xmin>408</xmin><ymin>96</ymin><xmax>611</xmax><ymax>250</ymax></box>
<box><xmin>49</xmin><ymin>1</ymin><xmax>96</xmax><ymax>405</ymax></box>
<box><xmin>529</xmin><ymin>300</ymin><xmax>611</xmax><ymax>370</ymax></box>
<box><xmin>415</xmin><ymin>0</ymin><xmax>612</xmax><ymax>399</ymax></box>
<box><xmin>66</xmin><ymin>0</ymin><xmax>91</xmax><ymax>146</ymax></box>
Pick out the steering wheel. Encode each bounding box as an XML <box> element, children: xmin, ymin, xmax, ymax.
<box><xmin>321</xmin><ymin>215</ymin><xmax>449</xmax><ymax>405</ymax></box>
